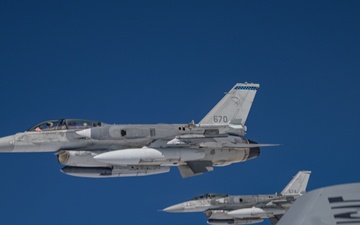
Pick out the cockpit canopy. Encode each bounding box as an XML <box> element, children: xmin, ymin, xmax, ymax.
<box><xmin>27</xmin><ymin>119</ymin><xmax>102</xmax><ymax>132</ymax></box>
<box><xmin>191</xmin><ymin>193</ymin><xmax>228</xmax><ymax>200</ymax></box>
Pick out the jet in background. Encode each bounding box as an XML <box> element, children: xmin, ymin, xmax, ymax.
<box><xmin>277</xmin><ymin>182</ymin><xmax>360</xmax><ymax>225</ymax></box>
<box><xmin>0</xmin><ymin>83</ymin><xmax>277</xmax><ymax>178</ymax></box>
<box><xmin>163</xmin><ymin>171</ymin><xmax>311</xmax><ymax>224</ymax></box>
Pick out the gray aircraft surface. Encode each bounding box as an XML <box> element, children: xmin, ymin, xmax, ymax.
<box><xmin>163</xmin><ymin>171</ymin><xmax>311</xmax><ymax>224</ymax></box>
<box><xmin>277</xmin><ymin>182</ymin><xmax>360</xmax><ymax>225</ymax></box>
<box><xmin>0</xmin><ymin>82</ymin><xmax>277</xmax><ymax>178</ymax></box>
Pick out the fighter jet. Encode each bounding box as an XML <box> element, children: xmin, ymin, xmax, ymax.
<box><xmin>163</xmin><ymin>171</ymin><xmax>311</xmax><ymax>224</ymax></box>
<box><xmin>0</xmin><ymin>83</ymin><xmax>277</xmax><ymax>178</ymax></box>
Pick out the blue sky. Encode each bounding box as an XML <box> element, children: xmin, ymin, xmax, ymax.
<box><xmin>0</xmin><ymin>1</ymin><xmax>359</xmax><ymax>225</ymax></box>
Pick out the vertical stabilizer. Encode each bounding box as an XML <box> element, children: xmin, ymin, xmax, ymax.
<box><xmin>199</xmin><ymin>83</ymin><xmax>259</xmax><ymax>125</ymax></box>
<box><xmin>281</xmin><ymin>171</ymin><xmax>311</xmax><ymax>196</ymax></box>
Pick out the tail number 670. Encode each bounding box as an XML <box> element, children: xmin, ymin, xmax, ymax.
<box><xmin>213</xmin><ymin>116</ymin><xmax>228</xmax><ymax>123</ymax></box>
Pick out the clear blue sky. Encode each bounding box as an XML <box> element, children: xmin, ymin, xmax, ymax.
<box><xmin>0</xmin><ymin>1</ymin><xmax>359</xmax><ymax>225</ymax></box>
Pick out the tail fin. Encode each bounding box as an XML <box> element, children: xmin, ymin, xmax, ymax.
<box><xmin>199</xmin><ymin>83</ymin><xmax>259</xmax><ymax>125</ymax></box>
<box><xmin>281</xmin><ymin>171</ymin><xmax>311</xmax><ymax>196</ymax></box>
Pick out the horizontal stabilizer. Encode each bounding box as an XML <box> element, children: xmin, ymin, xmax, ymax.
<box><xmin>269</xmin><ymin>215</ymin><xmax>282</xmax><ymax>224</ymax></box>
<box><xmin>178</xmin><ymin>161</ymin><xmax>213</xmax><ymax>178</ymax></box>
<box><xmin>223</xmin><ymin>143</ymin><xmax>281</xmax><ymax>148</ymax></box>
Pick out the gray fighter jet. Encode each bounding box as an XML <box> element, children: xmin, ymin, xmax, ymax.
<box><xmin>0</xmin><ymin>83</ymin><xmax>277</xmax><ymax>178</ymax></box>
<box><xmin>163</xmin><ymin>171</ymin><xmax>311</xmax><ymax>224</ymax></box>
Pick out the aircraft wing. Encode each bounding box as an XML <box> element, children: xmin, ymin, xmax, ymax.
<box><xmin>277</xmin><ymin>183</ymin><xmax>360</xmax><ymax>225</ymax></box>
<box><xmin>269</xmin><ymin>196</ymin><xmax>297</xmax><ymax>208</ymax></box>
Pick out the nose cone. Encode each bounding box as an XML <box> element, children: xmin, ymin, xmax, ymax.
<box><xmin>94</xmin><ymin>151</ymin><xmax>118</xmax><ymax>164</ymax></box>
<box><xmin>163</xmin><ymin>203</ymin><xmax>185</xmax><ymax>213</ymax></box>
<box><xmin>0</xmin><ymin>135</ymin><xmax>15</xmax><ymax>152</ymax></box>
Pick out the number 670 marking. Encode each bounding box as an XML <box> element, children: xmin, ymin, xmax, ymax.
<box><xmin>213</xmin><ymin>116</ymin><xmax>228</xmax><ymax>123</ymax></box>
